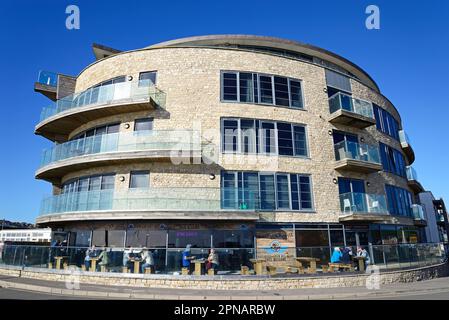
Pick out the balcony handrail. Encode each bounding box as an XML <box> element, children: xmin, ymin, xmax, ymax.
<box><xmin>334</xmin><ymin>140</ymin><xmax>380</xmax><ymax>164</ymax></box>
<box><xmin>328</xmin><ymin>92</ymin><xmax>374</xmax><ymax>119</ymax></box>
<box><xmin>411</xmin><ymin>204</ymin><xmax>425</xmax><ymax>220</ymax></box>
<box><xmin>39</xmin><ymin>81</ymin><xmax>166</xmax><ymax>122</ymax></box>
<box><xmin>37</xmin><ymin>70</ymin><xmax>58</xmax><ymax>87</ymax></box>
<box><xmin>39</xmin><ymin>188</ymin><xmax>261</xmax><ymax>216</ymax></box>
<box><xmin>399</xmin><ymin>130</ymin><xmax>411</xmax><ymax>146</ymax></box>
<box><xmin>39</xmin><ymin>130</ymin><xmax>201</xmax><ymax>168</ymax></box>
<box><xmin>339</xmin><ymin>192</ymin><xmax>389</xmax><ymax>215</ymax></box>
<box><xmin>406</xmin><ymin>166</ymin><xmax>418</xmax><ymax>181</ymax></box>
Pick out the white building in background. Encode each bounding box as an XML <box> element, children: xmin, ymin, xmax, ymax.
<box><xmin>0</xmin><ymin>228</ymin><xmax>52</xmax><ymax>243</ymax></box>
<box><xmin>419</xmin><ymin>191</ymin><xmax>448</xmax><ymax>243</ymax></box>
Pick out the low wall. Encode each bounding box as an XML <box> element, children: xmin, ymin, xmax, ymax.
<box><xmin>0</xmin><ymin>263</ymin><xmax>448</xmax><ymax>290</ymax></box>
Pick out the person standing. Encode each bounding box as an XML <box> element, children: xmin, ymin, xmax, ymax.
<box><xmin>206</xmin><ymin>248</ymin><xmax>219</xmax><ymax>274</ymax></box>
<box><xmin>356</xmin><ymin>246</ymin><xmax>371</xmax><ymax>270</ymax></box>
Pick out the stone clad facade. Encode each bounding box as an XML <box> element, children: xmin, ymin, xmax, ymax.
<box><xmin>33</xmin><ymin>35</ymin><xmax>425</xmax><ymax>273</ymax></box>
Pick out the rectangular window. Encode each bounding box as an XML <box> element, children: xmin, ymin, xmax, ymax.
<box><xmin>101</xmin><ymin>174</ymin><xmax>115</xmax><ymax>190</ymax></box>
<box><xmin>373</xmin><ymin>104</ymin><xmax>399</xmax><ymax>140</ymax></box>
<box><xmin>138</xmin><ymin>71</ymin><xmax>157</xmax><ymax>86</ymax></box>
<box><xmin>221</xmin><ymin>171</ymin><xmax>313</xmax><ymax>211</ymax></box>
<box><xmin>274</xmin><ymin>76</ymin><xmax>290</xmax><ymax>106</ymax></box>
<box><xmin>293</xmin><ymin>125</ymin><xmax>307</xmax><ymax>156</ymax></box>
<box><xmin>221</xmin><ymin>118</ymin><xmax>308</xmax><ymax>157</ymax></box>
<box><xmin>276</xmin><ymin>174</ymin><xmax>291</xmax><ymax>209</ymax></box>
<box><xmin>221</xmin><ymin>71</ymin><xmax>304</xmax><ymax>109</ymax></box>
<box><xmin>239</xmin><ymin>73</ymin><xmax>255</xmax><ymax>103</ymax></box>
<box><xmin>386</xmin><ymin>185</ymin><xmax>413</xmax><ymax>217</ymax></box>
<box><xmin>289</xmin><ymin>80</ymin><xmax>303</xmax><ymax>109</ymax></box>
<box><xmin>240</xmin><ymin>119</ymin><xmax>256</xmax><ymax>153</ymax></box>
<box><xmin>259</xmin><ymin>75</ymin><xmax>273</xmax><ymax>104</ymax></box>
<box><xmin>222</xmin><ymin>72</ymin><xmax>238</xmax><ymax>101</ymax></box>
<box><xmin>134</xmin><ymin>118</ymin><xmax>153</xmax><ymax>132</ymax></box>
<box><xmin>277</xmin><ymin>122</ymin><xmax>293</xmax><ymax>156</ymax></box>
<box><xmin>259</xmin><ymin>174</ymin><xmax>276</xmax><ymax>210</ymax></box>
<box><xmin>129</xmin><ymin>171</ymin><xmax>150</xmax><ymax>189</ymax></box>
<box><xmin>222</xmin><ymin>119</ymin><xmax>239</xmax><ymax>153</ymax></box>
<box><xmin>379</xmin><ymin>142</ymin><xmax>406</xmax><ymax>177</ymax></box>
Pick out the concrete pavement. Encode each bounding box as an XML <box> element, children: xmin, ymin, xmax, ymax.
<box><xmin>1</xmin><ymin>274</ymin><xmax>449</xmax><ymax>299</ymax></box>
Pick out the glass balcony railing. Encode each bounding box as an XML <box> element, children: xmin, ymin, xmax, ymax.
<box><xmin>39</xmin><ymin>188</ymin><xmax>260</xmax><ymax>216</ymax></box>
<box><xmin>39</xmin><ymin>130</ymin><xmax>200</xmax><ymax>168</ymax></box>
<box><xmin>399</xmin><ymin>130</ymin><xmax>411</xmax><ymax>147</ymax></box>
<box><xmin>340</xmin><ymin>192</ymin><xmax>389</xmax><ymax>215</ymax></box>
<box><xmin>37</xmin><ymin>70</ymin><xmax>58</xmax><ymax>87</ymax></box>
<box><xmin>406</xmin><ymin>166</ymin><xmax>418</xmax><ymax>181</ymax></box>
<box><xmin>411</xmin><ymin>204</ymin><xmax>425</xmax><ymax>220</ymax></box>
<box><xmin>39</xmin><ymin>81</ymin><xmax>166</xmax><ymax>122</ymax></box>
<box><xmin>328</xmin><ymin>92</ymin><xmax>374</xmax><ymax>119</ymax></box>
<box><xmin>334</xmin><ymin>140</ymin><xmax>381</xmax><ymax>164</ymax></box>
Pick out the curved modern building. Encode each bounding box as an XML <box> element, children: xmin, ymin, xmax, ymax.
<box><xmin>33</xmin><ymin>35</ymin><xmax>427</xmax><ymax>271</ymax></box>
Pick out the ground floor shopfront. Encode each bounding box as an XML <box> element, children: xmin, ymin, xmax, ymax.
<box><xmin>30</xmin><ymin>220</ymin><xmax>428</xmax><ymax>273</ymax></box>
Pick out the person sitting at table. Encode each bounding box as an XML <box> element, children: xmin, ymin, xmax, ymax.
<box><xmin>206</xmin><ymin>249</ymin><xmax>219</xmax><ymax>274</ymax></box>
<box><xmin>122</xmin><ymin>246</ymin><xmax>132</xmax><ymax>271</ymax></box>
<box><xmin>330</xmin><ymin>247</ymin><xmax>342</xmax><ymax>263</ymax></box>
<box><xmin>182</xmin><ymin>244</ymin><xmax>193</xmax><ymax>273</ymax></box>
<box><xmin>341</xmin><ymin>246</ymin><xmax>353</xmax><ymax>264</ymax></box>
<box><xmin>84</xmin><ymin>245</ymin><xmax>96</xmax><ymax>270</ymax></box>
<box><xmin>356</xmin><ymin>246</ymin><xmax>371</xmax><ymax>271</ymax></box>
<box><xmin>98</xmin><ymin>248</ymin><xmax>110</xmax><ymax>271</ymax></box>
<box><xmin>141</xmin><ymin>248</ymin><xmax>155</xmax><ymax>274</ymax></box>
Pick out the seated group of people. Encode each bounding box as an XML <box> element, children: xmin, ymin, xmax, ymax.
<box><xmin>330</xmin><ymin>246</ymin><xmax>371</xmax><ymax>270</ymax></box>
<box><xmin>182</xmin><ymin>245</ymin><xmax>219</xmax><ymax>274</ymax></box>
<box><xmin>84</xmin><ymin>245</ymin><xmax>155</xmax><ymax>273</ymax></box>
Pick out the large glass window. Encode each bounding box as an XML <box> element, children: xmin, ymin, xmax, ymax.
<box><xmin>373</xmin><ymin>104</ymin><xmax>400</xmax><ymax>140</ymax></box>
<box><xmin>385</xmin><ymin>184</ymin><xmax>413</xmax><ymax>217</ymax></box>
<box><xmin>138</xmin><ymin>71</ymin><xmax>157</xmax><ymax>86</ymax></box>
<box><xmin>71</xmin><ymin>123</ymin><xmax>120</xmax><ymax>141</ymax></box>
<box><xmin>221</xmin><ymin>171</ymin><xmax>313</xmax><ymax>211</ymax></box>
<box><xmin>134</xmin><ymin>118</ymin><xmax>153</xmax><ymax>132</ymax></box>
<box><xmin>129</xmin><ymin>171</ymin><xmax>150</xmax><ymax>189</ymax></box>
<box><xmin>379</xmin><ymin>143</ymin><xmax>406</xmax><ymax>177</ymax></box>
<box><xmin>61</xmin><ymin>174</ymin><xmax>115</xmax><ymax>194</ymax></box>
<box><xmin>221</xmin><ymin>118</ymin><xmax>308</xmax><ymax>157</ymax></box>
<box><xmin>221</xmin><ymin>71</ymin><xmax>303</xmax><ymax>109</ymax></box>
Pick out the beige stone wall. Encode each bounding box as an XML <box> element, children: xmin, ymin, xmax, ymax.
<box><xmin>1</xmin><ymin>263</ymin><xmax>447</xmax><ymax>290</ymax></box>
<box><xmin>42</xmin><ymin>47</ymin><xmax>415</xmax><ymax>224</ymax></box>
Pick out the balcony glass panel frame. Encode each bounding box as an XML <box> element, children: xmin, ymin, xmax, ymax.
<box><xmin>328</xmin><ymin>92</ymin><xmax>374</xmax><ymax>119</ymax></box>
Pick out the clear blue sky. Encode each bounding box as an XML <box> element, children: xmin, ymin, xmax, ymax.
<box><xmin>0</xmin><ymin>0</ymin><xmax>448</xmax><ymax>223</ymax></box>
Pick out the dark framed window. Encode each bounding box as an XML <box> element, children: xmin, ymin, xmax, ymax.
<box><xmin>61</xmin><ymin>173</ymin><xmax>115</xmax><ymax>194</ymax></box>
<box><xmin>379</xmin><ymin>143</ymin><xmax>406</xmax><ymax>177</ymax></box>
<box><xmin>221</xmin><ymin>171</ymin><xmax>313</xmax><ymax>211</ymax></box>
<box><xmin>221</xmin><ymin>118</ymin><xmax>308</xmax><ymax>157</ymax></box>
<box><xmin>129</xmin><ymin>171</ymin><xmax>150</xmax><ymax>189</ymax></box>
<box><xmin>385</xmin><ymin>184</ymin><xmax>413</xmax><ymax>217</ymax></box>
<box><xmin>71</xmin><ymin>123</ymin><xmax>121</xmax><ymax>141</ymax></box>
<box><xmin>138</xmin><ymin>71</ymin><xmax>157</xmax><ymax>86</ymax></box>
<box><xmin>221</xmin><ymin>71</ymin><xmax>303</xmax><ymax>109</ymax></box>
<box><xmin>134</xmin><ymin>118</ymin><xmax>153</xmax><ymax>132</ymax></box>
<box><xmin>373</xmin><ymin>104</ymin><xmax>399</xmax><ymax>140</ymax></box>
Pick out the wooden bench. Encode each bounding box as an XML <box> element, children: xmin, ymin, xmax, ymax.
<box><xmin>207</xmin><ymin>268</ymin><xmax>215</xmax><ymax>276</ymax></box>
<box><xmin>48</xmin><ymin>262</ymin><xmax>52</xmax><ymax>269</ymax></box>
<box><xmin>266</xmin><ymin>265</ymin><xmax>277</xmax><ymax>275</ymax></box>
<box><xmin>122</xmin><ymin>266</ymin><xmax>129</xmax><ymax>273</ymax></box>
<box><xmin>240</xmin><ymin>266</ymin><xmax>249</xmax><ymax>275</ymax></box>
<box><xmin>100</xmin><ymin>265</ymin><xmax>108</xmax><ymax>272</ymax></box>
<box><xmin>328</xmin><ymin>263</ymin><xmax>355</xmax><ymax>272</ymax></box>
<box><xmin>181</xmin><ymin>267</ymin><xmax>189</xmax><ymax>275</ymax></box>
<box><xmin>144</xmin><ymin>267</ymin><xmax>153</xmax><ymax>274</ymax></box>
<box><xmin>321</xmin><ymin>265</ymin><xmax>329</xmax><ymax>273</ymax></box>
<box><xmin>81</xmin><ymin>265</ymin><xmax>86</xmax><ymax>271</ymax></box>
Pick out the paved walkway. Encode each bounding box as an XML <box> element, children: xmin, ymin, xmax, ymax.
<box><xmin>1</xmin><ymin>274</ymin><xmax>449</xmax><ymax>299</ymax></box>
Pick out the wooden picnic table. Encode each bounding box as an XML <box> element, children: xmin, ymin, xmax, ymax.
<box><xmin>89</xmin><ymin>257</ymin><xmax>100</xmax><ymax>272</ymax></box>
<box><xmin>353</xmin><ymin>256</ymin><xmax>366</xmax><ymax>272</ymax></box>
<box><xmin>296</xmin><ymin>257</ymin><xmax>320</xmax><ymax>273</ymax></box>
<box><xmin>192</xmin><ymin>259</ymin><xmax>205</xmax><ymax>276</ymax></box>
<box><xmin>130</xmin><ymin>258</ymin><xmax>142</xmax><ymax>274</ymax></box>
<box><xmin>249</xmin><ymin>258</ymin><xmax>266</xmax><ymax>275</ymax></box>
<box><xmin>54</xmin><ymin>256</ymin><xmax>68</xmax><ymax>270</ymax></box>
